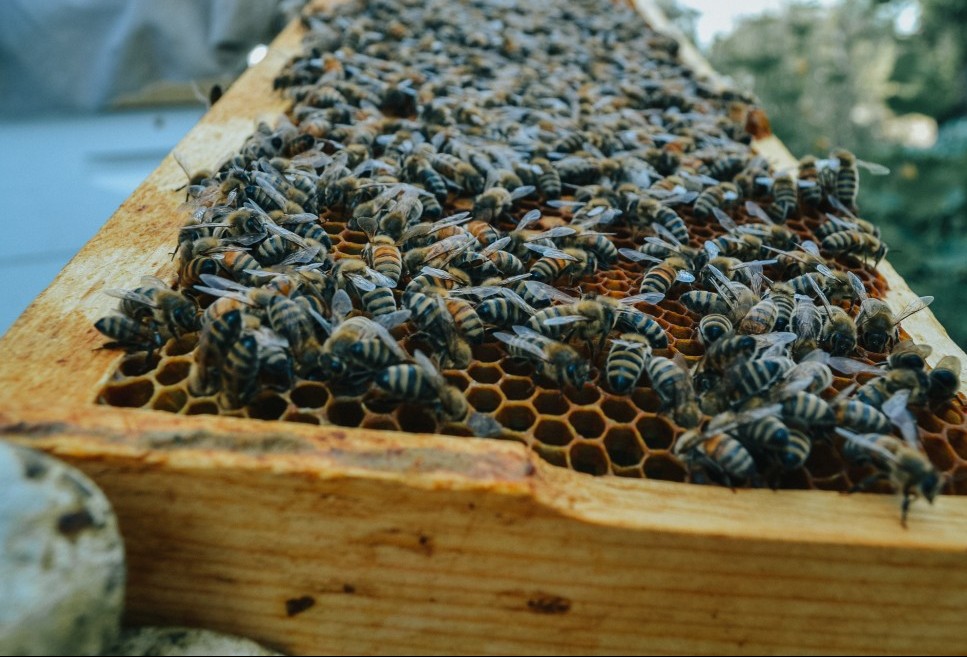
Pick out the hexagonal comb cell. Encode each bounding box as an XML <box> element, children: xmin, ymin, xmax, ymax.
<box><xmin>91</xmin><ymin>0</ymin><xmax>967</xmax><ymax>501</ymax></box>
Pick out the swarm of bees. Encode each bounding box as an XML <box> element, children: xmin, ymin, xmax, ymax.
<box><xmin>95</xmin><ymin>0</ymin><xmax>964</xmax><ymax>524</ymax></box>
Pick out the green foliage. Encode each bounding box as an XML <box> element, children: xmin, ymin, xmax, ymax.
<box><xmin>705</xmin><ymin>0</ymin><xmax>967</xmax><ymax>347</ymax></box>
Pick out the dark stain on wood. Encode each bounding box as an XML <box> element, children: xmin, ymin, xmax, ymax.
<box><xmin>527</xmin><ymin>593</ymin><xmax>572</xmax><ymax>615</ymax></box>
<box><xmin>285</xmin><ymin>595</ymin><xmax>316</xmax><ymax>617</ymax></box>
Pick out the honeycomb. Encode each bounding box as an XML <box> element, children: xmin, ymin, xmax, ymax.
<box><xmin>95</xmin><ymin>0</ymin><xmax>967</xmax><ymax>498</ymax></box>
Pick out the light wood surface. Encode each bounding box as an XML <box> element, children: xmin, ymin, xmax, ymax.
<box><xmin>0</xmin><ymin>1</ymin><xmax>965</xmax><ymax>654</ymax></box>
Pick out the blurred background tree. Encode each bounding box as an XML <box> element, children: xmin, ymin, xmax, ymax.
<box><xmin>689</xmin><ymin>0</ymin><xmax>967</xmax><ymax>347</ymax></box>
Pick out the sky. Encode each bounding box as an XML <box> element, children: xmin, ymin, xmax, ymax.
<box><xmin>679</xmin><ymin>0</ymin><xmax>921</xmax><ymax>48</ymax></box>
<box><xmin>677</xmin><ymin>0</ymin><xmax>836</xmax><ymax>48</ymax></box>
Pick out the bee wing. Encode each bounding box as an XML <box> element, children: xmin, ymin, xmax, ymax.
<box><xmin>826</xmin><ymin>195</ymin><xmax>857</xmax><ymax>218</ymax></box>
<box><xmin>493</xmin><ymin>331</ymin><xmax>547</xmax><ymax>360</ymax></box>
<box><xmin>707</xmin><ymin>403</ymin><xmax>782</xmax><ymax>433</ymax></box>
<box><xmin>703</xmin><ymin>240</ymin><xmax>721</xmax><ymax>258</ymax></box>
<box><xmin>660</xmin><ymin>191</ymin><xmax>698</xmax><ymax>205</ymax></box>
<box><xmin>705</xmin><ymin>263</ymin><xmax>734</xmax><ymax>290</ymax></box>
<box><xmin>731</xmin><ymin>259</ymin><xmax>778</xmax><ymax>271</ymax></box>
<box><xmin>192</xmin><ymin>286</ymin><xmax>253</xmax><ymax>305</ymax></box>
<box><xmin>844</xmin><ymin>271</ymin><xmax>868</xmax><ymax>302</ymax></box>
<box><xmin>883</xmin><ymin>390</ymin><xmax>918</xmax><ymax>448</ymax></box>
<box><xmin>545</xmin><ymin>199</ymin><xmax>584</xmax><ymax>209</ymax></box>
<box><xmin>744</xmin><ymin>201</ymin><xmax>775</xmax><ymax>225</ymax></box>
<box><xmin>824</xmin><ymin>212</ymin><xmax>857</xmax><ymax>230</ymax></box>
<box><xmin>139</xmin><ymin>275</ymin><xmax>168</xmax><ymax>289</ymax></box>
<box><xmin>679</xmin><ymin>171</ymin><xmax>719</xmax><ymax>187</ymax></box>
<box><xmin>711</xmin><ymin>207</ymin><xmax>738</xmax><ymax>232</ymax></box>
<box><xmin>104</xmin><ymin>288</ymin><xmax>158</xmax><ymax>307</ymax></box>
<box><xmin>825</xmin><ymin>356</ymin><xmax>883</xmax><ymax>377</ymax></box>
<box><xmin>516</xmin><ymin>208</ymin><xmax>543</xmax><ymax>229</ymax></box>
<box><xmin>835</xmin><ymin>428</ymin><xmax>898</xmax><ymax>463</ymax></box>
<box><xmin>199</xmin><ymin>273</ymin><xmax>251</xmax><ymax>294</ymax></box>
<box><xmin>509</xmin><ymin>185</ymin><xmax>536</xmax><ymax>201</ymax></box>
<box><xmin>480</xmin><ymin>236</ymin><xmax>512</xmax><ymax>257</ymax></box>
<box><xmin>543</xmin><ymin>314</ymin><xmax>589</xmax><ymax>327</ymax></box>
<box><xmin>226</xmin><ymin>232</ymin><xmax>268</xmax><ymax>247</ymax></box>
<box><xmin>619</xmin><ymin>248</ymin><xmax>662</xmax><ymax>264</ymax></box>
<box><xmin>618</xmin><ymin>292</ymin><xmax>665</xmax><ymax>306</ymax></box>
<box><xmin>330</xmin><ymin>288</ymin><xmax>353</xmax><ymax>322</ymax></box>
<box><xmin>304</xmin><ymin>305</ymin><xmax>332</xmax><ymax>335</ymax></box>
<box><xmin>278</xmin><ymin>212</ymin><xmax>320</xmax><ymax>225</ymax></box>
<box><xmin>756</xmin><ymin>331</ymin><xmax>798</xmax><ymax>348</ymax></box>
<box><xmin>754</xmin><ymin>176</ymin><xmax>775</xmax><ymax>188</ymax></box>
<box><xmin>806</xmin><ymin>274</ymin><xmax>834</xmax><ymax>315</ymax></box>
<box><xmin>413</xmin><ymin>349</ymin><xmax>447</xmax><ymax>390</ymax></box>
<box><xmin>280</xmin><ymin>246</ymin><xmax>323</xmax><ymax>266</ymax></box>
<box><xmin>253</xmin><ymin>172</ymin><xmax>292</xmax><ymax>210</ymax></box>
<box><xmin>467</xmin><ymin>412</ymin><xmax>503</xmax><ymax>438</ymax></box>
<box><xmin>366</xmin><ymin>267</ymin><xmax>399</xmax><ymax>289</ymax></box>
<box><xmin>251</xmin><ymin>326</ymin><xmax>289</xmax><ymax>349</ymax></box>
<box><xmin>346</xmin><ymin>272</ymin><xmax>376</xmax><ymax>292</ymax></box>
<box><xmin>856</xmin><ymin>159</ymin><xmax>890</xmax><ymax>175</ymax></box>
<box><xmin>675</xmin><ymin>270</ymin><xmax>696</xmax><ymax>283</ymax></box>
<box><xmin>797</xmin><ymin>240</ymin><xmax>821</xmax><ymax>258</ymax></box>
<box><xmin>523</xmin><ymin>280</ymin><xmax>578</xmax><ymax>303</ymax></box>
<box><xmin>892</xmin><ymin>296</ymin><xmax>934</xmax><ymax>324</ymax></box>
<box><xmin>528</xmin><ymin>226</ymin><xmax>576</xmax><ymax>241</ymax></box>
<box><xmin>646</xmin><ymin>227</ymin><xmax>682</xmax><ymax>248</ymax></box>
<box><xmin>424</xmin><ymin>233</ymin><xmax>476</xmax><ymax>262</ymax></box>
<box><xmin>433</xmin><ymin>211</ymin><xmax>472</xmax><ymax>229</ymax></box>
<box><xmin>419</xmin><ymin>265</ymin><xmax>458</xmax><ymax>281</ymax></box>
<box><xmin>356</xmin><ymin>214</ymin><xmax>379</xmax><ymax>236</ymax></box>
<box><xmin>523</xmin><ymin>243</ymin><xmax>579</xmax><ymax>261</ymax></box>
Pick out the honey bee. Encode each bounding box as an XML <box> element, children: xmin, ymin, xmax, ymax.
<box><xmin>674</xmin><ymin>427</ymin><xmax>756</xmax><ymax>486</ymax></box>
<box><xmin>753</xmin><ymin>172</ymin><xmax>798</xmax><ymax>221</ymax></box>
<box><xmin>645</xmin><ymin>352</ymin><xmax>702</xmax><ymax>428</ymax></box>
<box><xmin>698</xmin><ymin>314</ymin><xmax>734</xmax><ymax>346</ymax></box>
<box><xmin>522</xmin><ymin>281</ymin><xmax>664</xmax><ymax>351</ymax></box>
<box><xmin>836</xmin><ymin>429</ymin><xmax>941</xmax><ymax>527</ymax></box>
<box><xmin>317</xmin><ymin>290</ymin><xmax>410</xmax><ymax>382</ymax></box>
<box><xmin>619</xmin><ymin>249</ymin><xmax>695</xmax><ymax>295</ymax></box>
<box><xmin>402</xmin><ymin>153</ymin><xmax>448</xmax><ymax>202</ymax></box>
<box><xmin>94</xmin><ymin>314</ymin><xmax>165</xmax><ymax>353</ymax></box>
<box><xmin>796</xmin><ymin>155</ymin><xmax>824</xmax><ymax>207</ymax></box>
<box><xmin>430</xmin><ymin>152</ymin><xmax>485</xmax><ymax>195</ymax></box>
<box><xmin>928</xmin><ymin>356</ymin><xmax>961</xmax><ymax>406</ymax></box>
<box><xmin>363</xmin><ymin>234</ymin><xmax>403</xmax><ymax>287</ymax></box>
<box><xmin>530</xmin><ymin>157</ymin><xmax>562</xmax><ymax>199</ymax></box>
<box><xmin>105</xmin><ymin>278</ymin><xmax>200</xmax><ymax>338</ymax></box>
<box><xmin>494</xmin><ymin>325</ymin><xmax>590</xmax><ymax>388</ymax></box>
<box><xmin>332</xmin><ymin>257</ymin><xmax>398</xmax><ymax>296</ymax></box>
<box><xmin>361</xmin><ymin>286</ymin><xmax>399</xmax><ymax>316</ymax></box>
<box><xmin>815</xmin><ymin>210</ymin><xmax>880</xmax><ymax>241</ymax></box>
<box><xmin>804</xmin><ymin>275</ymin><xmax>857</xmax><ymax>357</ymax></box>
<box><xmin>821</xmin><ymin>230</ymin><xmax>889</xmax><ymax>266</ymax></box>
<box><xmin>823</xmin><ymin>149</ymin><xmax>890</xmax><ymax>211</ymax></box>
<box><xmin>188</xmin><ymin>308</ymin><xmax>245</xmax><ymax>395</ymax></box>
<box><xmin>472</xmin><ymin>184</ymin><xmax>535</xmax><ymax>223</ymax></box>
<box><xmin>692</xmin><ymin>182</ymin><xmax>738</xmax><ymax>221</ymax></box>
<box><xmin>831</xmin><ymin>394</ymin><xmax>892</xmax><ymax>436</ymax></box>
<box><xmin>606</xmin><ymin>334</ymin><xmax>652</xmax><ymax>393</ymax></box>
<box><xmin>470</xmin><ymin>236</ymin><xmax>526</xmax><ymax>278</ymax></box>
<box><xmin>850</xmin><ymin>272</ymin><xmax>934</xmax><ymax>353</ymax></box>
<box><xmin>376</xmin><ymin>350</ymin><xmax>502</xmax><ymax>437</ymax></box>
<box><xmin>220</xmin><ymin>332</ymin><xmax>261</xmax><ymax>409</ymax></box>
<box><xmin>526</xmin><ymin>243</ymin><xmax>594</xmax><ymax>283</ymax></box>
<box><xmin>742</xmin><ymin>201</ymin><xmax>800</xmax><ymax>250</ymax></box>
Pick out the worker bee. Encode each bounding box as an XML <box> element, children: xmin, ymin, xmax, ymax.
<box><xmin>823</xmin><ymin>149</ymin><xmax>890</xmax><ymax>211</ymax></box>
<box><xmin>805</xmin><ymin>275</ymin><xmax>857</xmax><ymax>357</ymax></box>
<box><xmin>692</xmin><ymin>182</ymin><xmax>738</xmax><ymax>221</ymax></box>
<box><xmin>220</xmin><ymin>332</ymin><xmax>262</xmax><ymax>409</ymax></box>
<box><xmin>753</xmin><ymin>172</ymin><xmax>798</xmax><ymax>221</ymax></box>
<box><xmin>796</xmin><ymin>155</ymin><xmax>824</xmax><ymax>207</ymax></box>
<box><xmin>927</xmin><ymin>356</ymin><xmax>961</xmax><ymax>405</ymax></box>
<box><xmin>362</xmin><ymin>234</ymin><xmax>403</xmax><ymax>287</ymax></box>
<box><xmin>494</xmin><ymin>325</ymin><xmax>590</xmax><ymax>388</ymax></box>
<box><xmin>698</xmin><ymin>314</ymin><xmax>734</xmax><ymax>346</ymax></box>
<box><xmin>821</xmin><ymin>230</ymin><xmax>889</xmax><ymax>266</ymax></box>
<box><xmin>317</xmin><ymin>289</ymin><xmax>410</xmax><ymax>383</ymax></box>
<box><xmin>430</xmin><ymin>152</ymin><xmax>485</xmax><ymax>195</ymax></box>
<box><xmin>815</xmin><ymin>210</ymin><xmax>880</xmax><ymax>241</ymax></box>
<box><xmin>606</xmin><ymin>334</ymin><xmax>652</xmax><ymax>394</ymax></box>
<box><xmin>530</xmin><ymin>157</ymin><xmax>562</xmax><ymax>199</ymax></box>
<box><xmin>619</xmin><ymin>249</ymin><xmax>695</xmax><ymax>295</ymax></box>
<box><xmin>742</xmin><ymin>201</ymin><xmax>800</xmax><ymax>250</ymax></box>
<box><xmin>376</xmin><ymin>351</ymin><xmax>502</xmax><ymax>437</ymax></box>
<box><xmin>470</xmin><ymin>236</ymin><xmax>526</xmax><ymax>278</ymax></box>
<box><xmin>332</xmin><ymin>257</ymin><xmax>397</xmax><ymax>296</ymax></box>
<box><xmin>850</xmin><ymin>272</ymin><xmax>934</xmax><ymax>353</ymax></box>
<box><xmin>472</xmin><ymin>184</ymin><xmax>535</xmax><ymax>223</ymax></box>
<box><xmin>94</xmin><ymin>314</ymin><xmax>165</xmax><ymax>353</ymax></box>
<box><xmin>104</xmin><ymin>277</ymin><xmax>200</xmax><ymax>338</ymax></box>
<box><xmin>674</xmin><ymin>427</ymin><xmax>757</xmax><ymax>486</ymax></box>
<box><xmin>836</xmin><ymin>429</ymin><xmax>942</xmax><ymax>527</ymax></box>
<box><xmin>521</xmin><ymin>281</ymin><xmax>664</xmax><ymax>352</ymax></box>
<box><xmin>361</xmin><ymin>286</ymin><xmax>399</xmax><ymax>316</ymax></box>
<box><xmin>644</xmin><ymin>352</ymin><xmax>702</xmax><ymax>428</ymax></box>
<box><xmin>526</xmin><ymin>243</ymin><xmax>594</xmax><ymax>283</ymax></box>
<box><xmin>402</xmin><ymin>154</ymin><xmax>448</xmax><ymax>202</ymax></box>
<box><xmin>188</xmin><ymin>308</ymin><xmax>245</xmax><ymax>396</ymax></box>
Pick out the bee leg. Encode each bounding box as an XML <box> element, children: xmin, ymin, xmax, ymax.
<box><xmin>900</xmin><ymin>493</ymin><xmax>913</xmax><ymax>529</ymax></box>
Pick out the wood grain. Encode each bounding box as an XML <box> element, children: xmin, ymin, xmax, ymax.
<box><xmin>0</xmin><ymin>1</ymin><xmax>965</xmax><ymax>654</ymax></box>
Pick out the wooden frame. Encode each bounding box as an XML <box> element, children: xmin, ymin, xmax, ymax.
<box><xmin>2</xmin><ymin>2</ymin><xmax>965</xmax><ymax>654</ymax></box>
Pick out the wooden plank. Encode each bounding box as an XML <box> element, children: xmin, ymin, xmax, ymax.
<box><xmin>0</xmin><ymin>1</ymin><xmax>965</xmax><ymax>654</ymax></box>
